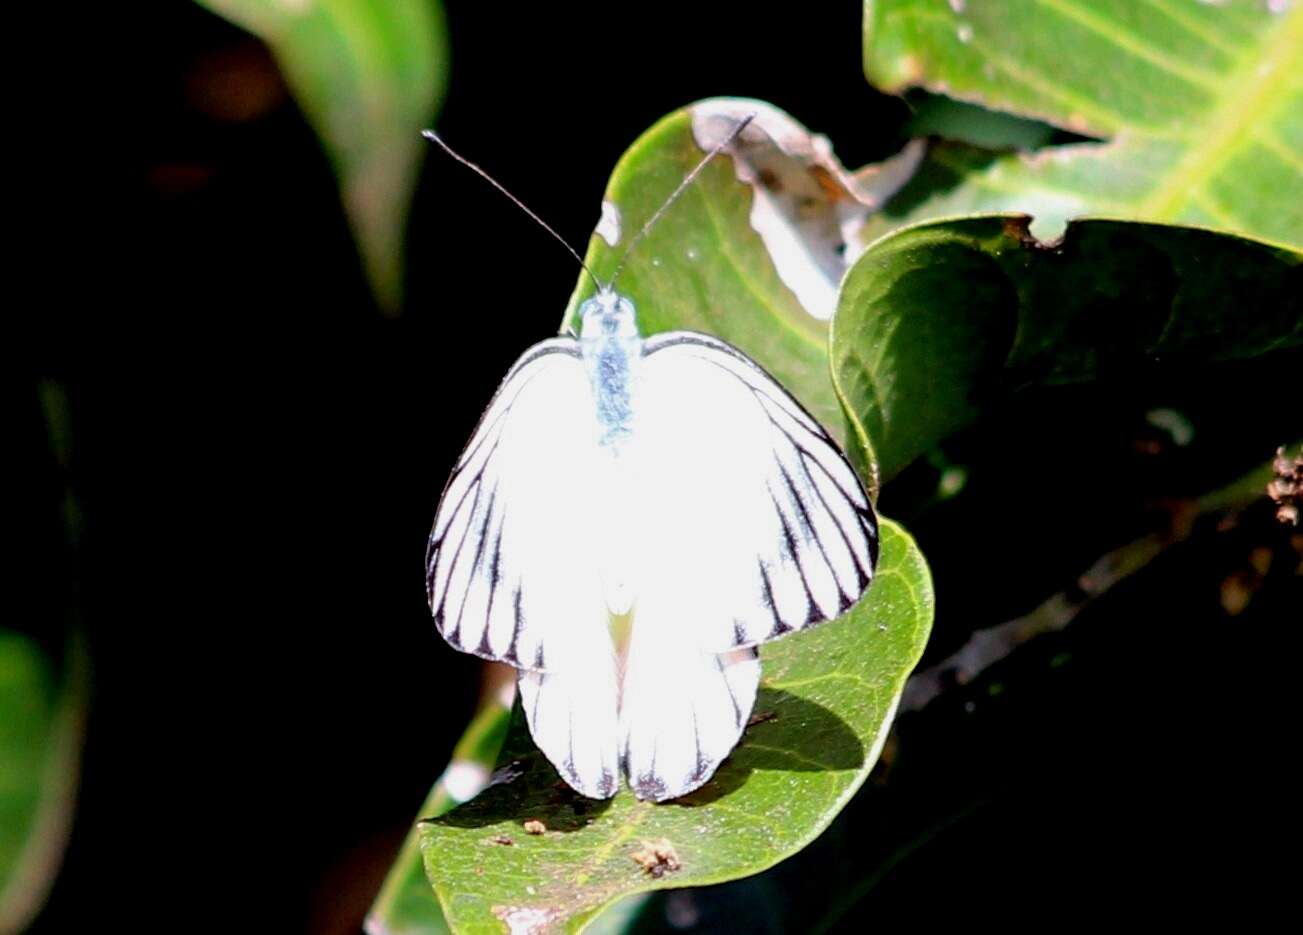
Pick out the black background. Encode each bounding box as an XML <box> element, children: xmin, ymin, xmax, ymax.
<box><xmin>18</xmin><ymin>0</ymin><xmax>1300</xmax><ymax>932</ymax></box>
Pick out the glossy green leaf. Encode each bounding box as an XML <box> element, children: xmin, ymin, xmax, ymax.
<box><xmin>0</xmin><ymin>633</ymin><xmax>86</xmax><ymax>933</ymax></box>
<box><xmin>832</xmin><ymin>215</ymin><xmax>1303</xmax><ymax>481</ymax></box>
<box><xmin>196</xmin><ymin>0</ymin><xmax>448</xmax><ymax>312</ymax></box>
<box><xmin>561</xmin><ymin>100</ymin><xmax>920</xmax><ymax>446</ymax></box>
<box><xmin>861</xmin><ymin>0</ymin><xmax>1303</xmax><ymax>246</ymax></box>
<box><xmin>418</xmin><ymin>520</ymin><xmax>933</xmax><ymax>934</ymax></box>
<box><xmin>367</xmin><ymin>700</ymin><xmax>513</xmax><ymax>935</ymax></box>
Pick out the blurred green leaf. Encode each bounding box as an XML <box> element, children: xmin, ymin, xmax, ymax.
<box><xmin>832</xmin><ymin>215</ymin><xmax>1303</xmax><ymax>481</ymax></box>
<box><xmin>419</xmin><ymin>520</ymin><xmax>933</xmax><ymax>934</ymax></box>
<box><xmin>196</xmin><ymin>0</ymin><xmax>449</xmax><ymax>313</ymax></box>
<box><xmin>367</xmin><ymin>700</ymin><xmax>513</xmax><ymax>935</ymax></box>
<box><xmin>861</xmin><ymin>0</ymin><xmax>1303</xmax><ymax>246</ymax></box>
<box><xmin>0</xmin><ymin>633</ymin><xmax>86</xmax><ymax>933</ymax></box>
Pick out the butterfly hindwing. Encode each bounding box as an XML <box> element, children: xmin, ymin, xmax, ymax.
<box><xmin>620</xmin><ymin>629</ymin><xmax>760</xmax><ymax>801</ymax></box>
<box><xmin>518</xmin><ymin>664</ymin><xmax>620</xmax><ymax>799</ymax></box>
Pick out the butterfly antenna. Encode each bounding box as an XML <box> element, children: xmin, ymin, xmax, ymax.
<box><xmin>606</xmin><ymin>113</ymin><xmax>755</xmax><ymax>290</ymax></box>
<box><xmin>422</xmin><ymin>129</ymin><xmax>603</xmax><ymax>294</ymax></box>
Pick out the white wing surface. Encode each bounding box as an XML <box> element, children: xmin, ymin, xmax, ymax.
<box><xmin>620</xmin><ymin>634</ymin><xmax>761</xmax><ymax>801</ymax></box>
<box><xmin>428</xmin><ymin>330</ymin><xmax>876</xmax><ymax>802</ymax></box>
<box><xmin>426</xmin><ymin>338</ymin><xmax>621</xmax><ymax>797</ymax></box>
<box><xmin>616</xmin><ymin>331</ymin><xmax>877</xmax><ymax>800</ymax></box>
<box><xmin>633</xmin><ymin>331</ymin><xmax>878</xmax><ymax>649</ymax></box>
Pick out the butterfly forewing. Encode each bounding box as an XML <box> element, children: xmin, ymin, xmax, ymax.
<box><xmin>430</xmin><ymin>340</ymin><xmax>586</xmax><ymax>662</ymax></box>
<box><xmin>426</xmin><ymin>339</ymin><xmax>623</xmax><ymax>796</ymax></box>
<box><xmin>632</xmin><ymin>332</ymin><xmax>878</xmax><ymax>650</ymax></box>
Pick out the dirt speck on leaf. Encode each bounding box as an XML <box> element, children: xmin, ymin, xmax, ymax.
<box><xmin>1001</xmin><ymin>216</ymin><xmax>1039</xmax><ymax>249</ymax></box>
<box><xmin>897</xmin><ymin>55</ymin><xmax>924</xmax><ymax>85</ymax></box>
<box><xmin>1268</xmin><ymin>447</ymin><xmax>1301</xmax><ymax>526</ymax></box>
<box><xmin>631</xmin><ymin>838</ymin><xmax>681</xmax><ymax>878</ymax></box>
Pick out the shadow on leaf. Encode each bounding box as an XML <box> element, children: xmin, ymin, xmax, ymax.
<box><xmin>676</xmin><ymin>687</ymin><xmax>865</xmax><ymax>806</ymax></box>
<box><xmin>424</xmin><ymin>746</ymin><xmax>617</xmax><ymax>832</ymax></box>
<box><xmin>425</xmin><ymin>688</ymin><xmax>863</xmax><ymax>824</ymax></box>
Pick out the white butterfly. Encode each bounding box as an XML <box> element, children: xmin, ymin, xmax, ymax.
<box><xmin>424</xmin><ymin>120</ymin><xmax>878</xmax><ymax>801</ymax></box>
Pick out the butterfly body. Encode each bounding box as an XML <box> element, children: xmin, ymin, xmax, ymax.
<box><xmin>579</xmin><ymin>291</ymin><xmax>641</xmax><ymax>453</ymax></box>
<box><xmin>427</xmin><ymin>288</ymin><xmax>878</xmax><ymax>802</ymax></box>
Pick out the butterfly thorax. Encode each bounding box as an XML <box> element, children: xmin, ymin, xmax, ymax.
<box><xmin>579</xmin><ymin>290</ymin><xmax>641</xmax><ymax>452</ymax></box>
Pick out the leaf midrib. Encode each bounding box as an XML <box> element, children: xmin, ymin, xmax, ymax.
<box><xmin>1139</xmin><ymin>2</ymin><xmax>1303</xmax><ymax>219</ymax></box>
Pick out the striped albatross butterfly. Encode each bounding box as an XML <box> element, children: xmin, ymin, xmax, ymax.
<box><xmin>424</xmin><ymin>117</ymin><xmax>877</xmax><ymax>801</ymax></box>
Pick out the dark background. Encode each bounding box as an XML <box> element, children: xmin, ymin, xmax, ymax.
<box><xmin>18</xmin><ymin>0</ymin><xmax>1299</xmax><ymax>932</ymax></box>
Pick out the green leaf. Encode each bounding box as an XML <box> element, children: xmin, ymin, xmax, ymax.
<box><xmin>418</xmin><ymin>519</ymin><xmax>933</xmax><ymax>934</ymax></box>
<box><xmin>367</xmin><ymin>700</ymin><xmax>513</xmax><ymax>935</ymax></box>
<box><xmin>905</xmin><ymin>94</ymin><xmax>1057</xmax><ymax>150</ymax></box>
<box><xmin>0</xmin><ymin>632</ymin><xmax>87</xmax><ymax>932</ymax></box>
<box><xmin>861</xmin><ymin>0</ymin><xmax>1303</xmax><ymax>246</ymax></box>
<box><xmin>561</xmin><ymin>100</ymin><xmax>922</xmax><ymax>447</ymax></box>
<box><xmin>195</xmin><ymin>0</ymin><xmax>449</xmax><ymax>313</ymax></box>
<box><xmin>832</xmin><ymin>215</ymin><xmax>1303</xmax><ymax>482</ymax></box>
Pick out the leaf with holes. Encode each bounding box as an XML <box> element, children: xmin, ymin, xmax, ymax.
<box><xmin>418</xmin><ymin>520</ymin><xmax>932</xmax><ymax>934</ymax></box>
<box><xmin>560</xmin><ymin>98</ymin><xmax>926</xmax><ymax>446</ymax></box>
<box><xmin>861</xmin><ymin>0</ymin><xmax>1303</xmax><ymax>247</ymax></box>
<box><xmin>832</xmin><ymin>215</ymin><xmax>1303</xmax><ymax>482</ymax></box>
<box><xmin>195</xmin><ymin>0</ymin><xmax>448</xmax><ymax>312</ymax></box>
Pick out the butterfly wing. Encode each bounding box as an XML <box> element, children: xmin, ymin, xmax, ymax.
<box><xmin>426</xmin><ymin>338</ymin><xmax>621</xmax><ymax>798</ymax></box>
<box><xmin>619</xmin><ymin>633</ymin><xmax>761</xmax><ymax>801</ymax></box>
<box><xmin>617</xmin><ymin>331</ymin><xmax>877</xmax><ymax>800</ymax></box>
<box><xmin>634</xmin><ymin>331</ymin><xmax>878</xmax><ymax>646</ymax></box>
